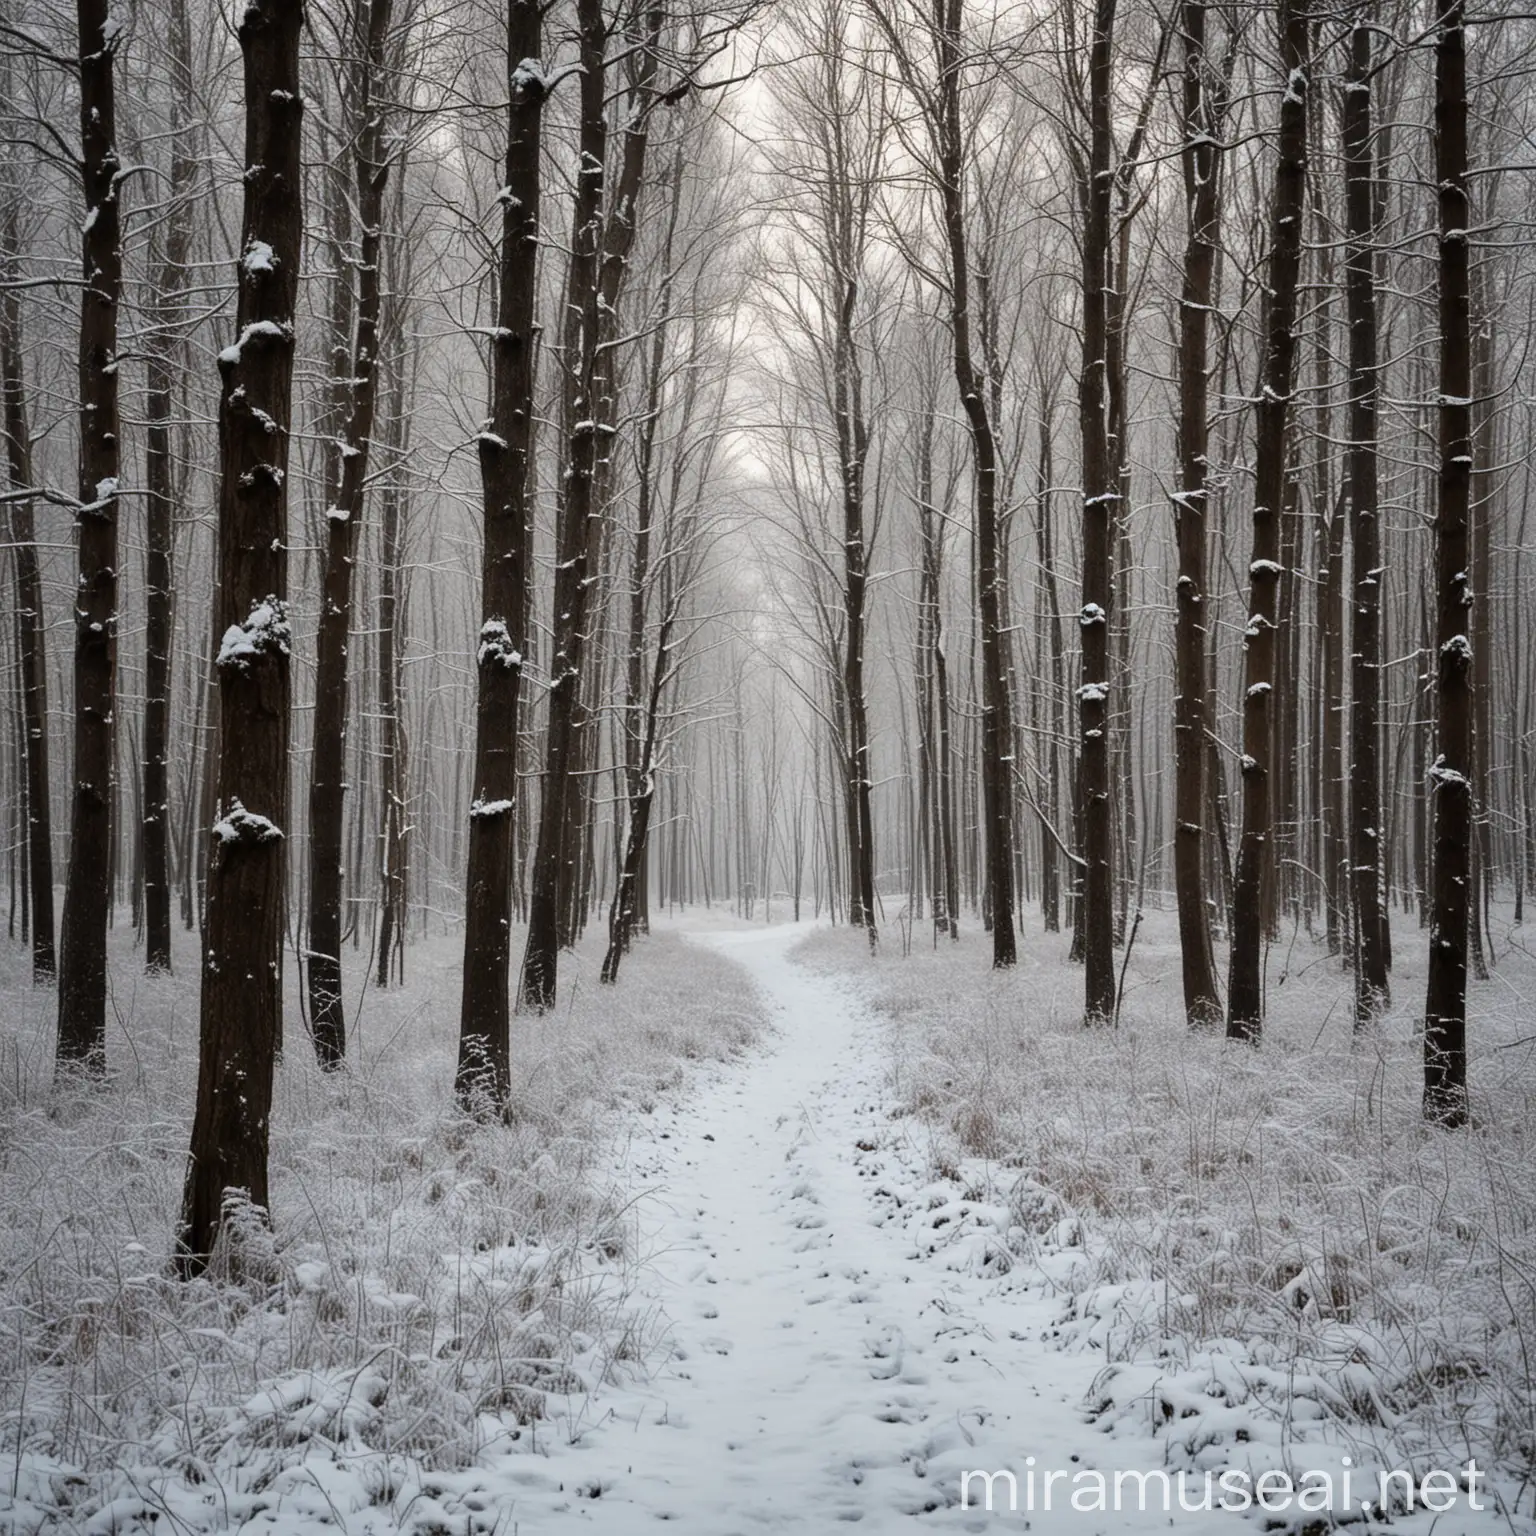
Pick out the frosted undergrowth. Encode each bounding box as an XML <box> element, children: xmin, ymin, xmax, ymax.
<box><xmin>0</xmin><ymin>921</ymin><xmax>761</xmax><ymax>1534</ymax></box>
<box><xmin>799</xmin><ymin>905</ymin><xmax>1536</xmax><ymax>1521</ymax></box>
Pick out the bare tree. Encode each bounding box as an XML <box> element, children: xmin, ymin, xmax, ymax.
<box><xmin>522</xmin><ymin>1</ymin><xmax>660</xmax><ymax>1011</ymax></box>
<box><xmin>1227</xmin><ymin>0</ymin><xmax>1311</xmax><ymax>1043</ymax></box>
<box><xmin>139</xmin><ymin>0</ymin><xmax>197</xmax><ymax>976</ymax></box>
<box><xmin>869</xmin><ymin>0</ymin><xmax>1017</xmax><ymax>968</ymax></box>
<box><xmin>1076</xmin><ymin>0</ymin><xmax>1117</xmax><ymax>1016</ymax></box>
<box><xmin>1343</xmin><ymin>6</ymin><xmax>1390</xmax><ymax>1024</ymax></box>
<box><xmin>306</xmin><ymin>0</ymin><xmax>399</xmax><ymax>1067</ymax></box>
<box><xmin>456</xmin><ymin>9</ymin><xmax>545</xmax><ymax>1110</ymax></box>
<box><xmin>0</xmin><ymin>196</ymin><xmax>53</xmax><ymax>984</ymax></box>
<box><xmin>1170</xmin><ymin>0</ymin><xmax>1227</xmax><ymax>1027</ymax></box>
<box><xmin>1423</xmin><ymin>0</ymin><xmax>1472</xmax><ymax>1127</ymax></box>
<box><xmin>55</xmin><ymin>0</ymin><xmax>124</xmax><ymax>1071</ymax></box>
<box><xmin>178</xmin><ymin>0</ymin><xmax>304</xmax><ymax>1274</ymax></box>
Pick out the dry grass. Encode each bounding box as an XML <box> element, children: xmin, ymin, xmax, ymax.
<box><xmin>798</xmin><ymin>906</ymin><xmax>1536</xmax><ymax>1505</ymax></box>
<box><xmin>0</xmin><ymin>920</ymin><xmax>763</xmax><ymax>1530</ymax></box>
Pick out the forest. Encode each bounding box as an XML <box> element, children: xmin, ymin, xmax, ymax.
<box><xmin>1</xmin><ymin>0</ymin><xmax>1535</xmax><ymax>1528</ymax></box>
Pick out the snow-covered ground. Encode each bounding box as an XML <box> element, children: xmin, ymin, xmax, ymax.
<box><xmin>492</xmin><ymin>922</ymin><xmax>1225</xmax><ymax>1532</ymax></box>
<box><xmin>4</xmin><ymin>917</ymin><xmax>1529</xmax><ymax>1532</ymax></box>
<box><xmin>436</xmin><ymin>923</ymin><xmax>1526</xmax><ymax>1533</ymax></box>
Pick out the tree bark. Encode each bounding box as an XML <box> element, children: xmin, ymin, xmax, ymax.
<box><xmin>140</xmin><ymin>0</ymin><xmax>195</xmax><ymax>976</ymax></box>
<box><xmin>178</xmin><ymin>0</ymin><xmax>303</xmax><ymax>1274</ymax></box>
<box><xmin>0</xmin><ymin>205</ymin><xmax>54</xmax><ymax>984</ymax></box>
<box><xmin>1171</xmin><ymin>0</ymin><xmax>1223</xmax><ymax>1026</ymax></box>
<box><xmin>1227</xmin><ymin>0</ymin><xmax>1310</xmax><ymax>1042</ymax></box>
<box><xmin>1344</xmin><ymin>12</ymin><xmax>1391</xmax><ymax>1023</ymax></box>
<box><xmin>928</xmin><ymin>0</ymin><xmax>1014</xmax><ymax>967</ymax></box>
<box><xmin>306</xmin><ymin>0</ymin><xmax>395</xmax><ymax>1067</ymax></box>
<box><xmin>56</xmin><ymin>0</ymin><xmax>123</xmax><ymax>1072</ymax></box>
<box><xmin>375</xmin><ymin>283</ymin><xmax>411</xmax><ymax>989</ymax></box>
<box><xmin>1423</xmin><ymin>0</ymin><xmax>1472</xmax><ymax>1127</ymax></box>
<box><xmin>522</xmin><ymin>4</ymin><xmax>658</xmax><ymax>1010</ymax></box>
<box><xmin>1077</xmin><ymin>0</ymin><xmax>1117</xmax><ymax>1016</ymax></box>
<box><xmin>837</xmin><ymin>271</ymin><xmax>878</xmax><ymax>944</ymax></box>
<box><xmin>457</xmin><ymin>8</ymin><xmax>545</xmax><ymax>1111</ymax></box>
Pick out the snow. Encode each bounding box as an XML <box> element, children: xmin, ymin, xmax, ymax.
<box><xmin>219</xmin><ymin>320</ymin><xmax>289</xmax><ymax>366</ymax></box>
<box><xmin>242</xmin><ymin>240</ymin><xmax>276</xmax><ymax>273</ymax></box>
<box><xmin>482</xmin><ymin>927</ymin><xmax>1264</xmax><ymax>1530</ymax></box>
<box><xmin>477</xmin><ymin>618</ymin><xmax>521</xmax><ymax>669</ymax></box>
<box><xmin>512</xmin><ymin>56</ymin><xmax>547</xmax><ymax>90</ymax></box>
<box><xmin>1</xmin><ymin>915</ymin><xmax>1532</xmax><ymax>1534</ymax></box>
<box><xmin>211</xmin><ymin>798</ymin><xmax>283</xmax><ymax>843</ymax></box>
<box><xmin>1079</xmin><ymin>602</ymin><xmax>1106</xmax><ymax>627</ymax></box>
<box><xmin>468</xmin><ymin>797</ymin><xmax>513</xmax><ymax>818</ymax></box>
<box><xmin>1078</xmin><ymin>681</ymin><xmax>1109</xmax><ymax>702</ymax></box>
<box><xmin>216</xmin><ymin>595</ymin><xmax>291</xmax><ymax>669</ymax></box>
<box><xmin>1428</xmin><ymin>754</ymin><xmax>1471</xmax><ymax>788</ymax></box>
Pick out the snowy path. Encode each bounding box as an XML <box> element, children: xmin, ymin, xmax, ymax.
<box><xmin>501</xmin><ymin>926</ymin><xmax>1254</xmax><ymax>1533</ymax></box>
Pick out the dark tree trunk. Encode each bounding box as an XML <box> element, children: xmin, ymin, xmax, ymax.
<box><xmin>0</xmin><ymin>207</ymin><xmax>54</xmax><ymax>984</ymax></box>
<box><xmin>602</xmin><ymin>598</ymin><xmax>676</xmax><ymax>983</ymax></box>
<box><xmin>1468</xmin><ymin>279</ymin><xmax>1494</xmax><ymax>982</ymax></box>
<box><xmin>177</xmin><ymin>0</ymin><xmax>303</xmax><ymax>1275</ymax></box>
<box><xmin>375</xmin><ymin>291</ymin><xmax>410</xmax><ymax>989</ymax></box>
<box><xmin>1227</xmin><ymin>0</ymin><xmax>1310</xmax><ymax>1042</ymax></box>
<box><xmin>522</xmin><ymin>4</ymin><xmax>657</xmax><ymax>1010</ymax></box>
<box><xmin>836</xmin><ymin>274</ymin><xmax>878</xmax><ymax>943</ymax></box>
<box><xmin>306</xmin><ymin>0</ymin><xmax>395</xmax><ymax>1067</ymax></box>
<box><xmin>56</xmin><ymin>0</ymin><xmax>123</xmax><ymax>1072</ymax></box>
<box><xmin>1034</xmin><ymin>408</ymin><xmax>1062</xmax><ymax>934</ymax></box>
<box><xmin>930</xmin><ymin>0</ymin><xmax>1014</xmax><ymax>967</ymax></box>
<box><xmin>1077</xmin><ymin>0</ymin><xmax>1117</xmax><ymax>1016</ymax></box>
<box><xmin>1423</xmin><ymin>0</ymin><xmax>1472</xmax><ymax>1127</ymax></box>
<box><xmin>607</xmin><ymin>144</ymin><xmax>689</xmax><ymax>975</ymax></box>
<box><xmin>1171</xmin><ymin>0</ymin><xmax>1224</xmax><ymax>1026</ymax></box>
<box><xmin>914</xmin><ymin>397</ymin><xmax>959</xmax><ymax>941</ymax></box>
<box><xmin>1344</xmin><ymin>13</ymin><xmax>1391</xmax><ymax>1023</ymax></box>
<box><xmin>457</xmin><ymin>9</ymin><xmax>545</xmax><ymax>1111</ymax></box>
<box><xmin>140</xmin><ymin>0</ymin><xmax>195</xmax><ymax>977</ymax></box>
<box><xmin>1320</xmin><ymin>481</ymin><xmax>1347</xmax><ymax>956</ymax></box>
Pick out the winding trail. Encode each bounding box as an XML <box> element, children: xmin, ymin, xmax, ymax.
<box><xmin>506</xmin><ymin>925</ymin><xmax>1250</xmax><ymax>1532</ymax></box>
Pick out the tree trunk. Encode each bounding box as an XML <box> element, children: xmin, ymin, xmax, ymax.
<box><xmin>0</xmin><ymin>205</ymin><xmax>54</xmax><ymax>984</ymax></box>
<box><xmin>930</xmin><ymin>0</ymin><xmax>1014</xmax><ymax>967</ymax></box>
<box><xmin>1344</xmin><ymin>12</ymin><xmax>1391</xmax><ymax>1023</ymax></box>
<box><xmin>306</xmin><ymin>0</ymin><xmax>395</xmax><ymax>1067</ymax></box>
<box><xmin>1423</xmin><ymin>0</ymin><xmax>1472</xmax><ymax>1127</ymax></box>
<box><xmin>1227</xmin><ymin>0</ymin><xmax>1310</xmax><ymax>1043</ymax></box>
<box><xmin>139</xmin><ymin>0</ymin><xmax>195</xmax><ymax>977</ymax></box>
<box><xmin>375</xmin><ymin>286</ymin><xmax>411</xmax><ymax>990</ymax></box>
<box><xmin>178</xmin><ymin>0</ymin><xmax>303</xmax><ymax>1274</ymax></box>
<box><xmin>56</xmin><ymin>0</ymin><xmax>124</xmax><ymax>1073</ymax></box>
<box><xmin>1077</xmin><ymin>0</ymin><xmax>1117</xmax><ymax>1017</ymax></box>
<box><xmin>457</xmin><ymin>12</ymin><xmax>545</xmax><ymax>1111</ymax></box>
<box><xmin>1171</xmin><ymin>0</ymin><xmax>1223</xmax><ymax>1026</ymax></box>
<box><xmin>522</xmin><ymin>4</ymin><xmax>658</xmax><ymax>1010</ymax></box>
<box><xmin>602</xmin><ymin>597</ymin><xmax>677</xmax><ymax>983</ymax></box>
<box><xmin>836</xmin><ymin>275</ymin><xmax>878</xmax><ymax>944</ymax></box>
